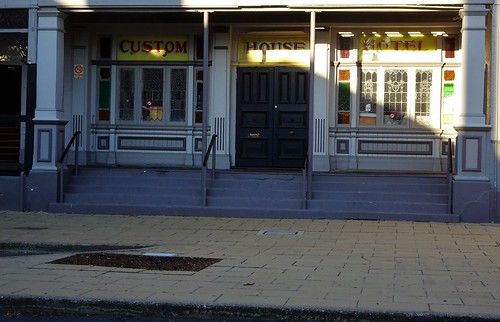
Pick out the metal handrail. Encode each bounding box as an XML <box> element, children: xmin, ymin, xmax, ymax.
<box><xmin>302</xmin><ymin>151</ymin><xmax>308</xmax><ymax>209</ymax></box>
<box><xmin>202</xmin><ymin>134</ymin><xmax>218</xmax><ymax>207</ymax></box>
<box><xmin>57</xmin><ymin>130</ymin><xmax>81</xmax><ymax>202</ymax></box>
<box><xmin>58</xmin><ymin>131</ymin><xmax>81</xmax><ymax>164</ymax></box>
<box><xmin>203</xmin><ymin>134</ymin><xmax>218</xmax><ymax>173</ymax></box>
<box><xmin>447</xmin><ymin>138</ymin><xmax>454</xmax><ymax>214</ymax></box>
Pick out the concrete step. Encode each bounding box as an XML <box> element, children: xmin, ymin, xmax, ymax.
<box><xmin>312</xmin><ymin>190</ymin><xmax>447</xmax><ymax>203</ymax></box>
<box><xmin>207</xmin><ymin>196</ymin><xmax>303</xmax><ymax>210</ymax></box>
<box><xmin>52</xmin><ymin>167</ymin><xmax>453</xmax><ymax>221</ymax></box>
<box><xmin>63</xmin><ymin>192</ymin><xmax>201</xmax><ymax>207</ymax></box>
<box><xmin>307</xmin><ymin>199</ymin><xmax>448</xmax><ymax>214</ymax></box>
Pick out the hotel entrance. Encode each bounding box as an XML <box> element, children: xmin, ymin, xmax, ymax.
<box><xmin>235</xmin><ymin>67</ymin><xmax>308</xmax><ymax>168</ymax></box>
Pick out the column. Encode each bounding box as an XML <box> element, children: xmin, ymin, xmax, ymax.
<box><xmin>27</xmin><ymin>9</ymin><xmax>67</xmax><ymax>211</ymax></box>
<box><xmin>312</xmin><ymin>29</ymin><xmax>330</xmax><ymax>171</ymax></box>
<box><xmin>453</xmin><ymin>4</ymin><xmax>492</xmax><ymax>222</ymax></box>
<box><xmin>210</xmin><ymin>27</ymin><xmax>231</xmax><ymax>169</ymax></box>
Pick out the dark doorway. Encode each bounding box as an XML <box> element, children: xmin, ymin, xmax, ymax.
<box><xmin>236</xmin><ymin>67</ymin><xmax>308</xmax><ymax>168</ymax></box>
<box><xmin>0</xmin><ymin>65</ymin><xmax>22</xmax><ymax>162</ymax></box>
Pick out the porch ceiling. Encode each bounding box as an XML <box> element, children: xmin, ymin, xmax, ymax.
<box><xmin>66</xmin><ymin>10</ymin><xmax>461</xmax><ymax>26</ymax></box>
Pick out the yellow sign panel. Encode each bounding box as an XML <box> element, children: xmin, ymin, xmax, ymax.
<box><xmin>238</xmin><ymin>36</ymin><xmax>309</xmax><ymax>65</ymax></box>
<box><xmin>117</xmin><ymin>36</ymin><xmax>189</xmax><ymax>61</ymax></box>
<box><xmin>358</xmin><ymin>35</ymin><xmax>437</xmax><ymax>62</ymax></box>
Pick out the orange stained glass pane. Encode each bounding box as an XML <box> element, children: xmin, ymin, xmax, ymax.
<box><xmin>444</xmin><ymin>70</ymin><xmax>455</xmax><ymax>81</ymax></box>
<box><xmin>339</xmin><ymin>70</ymin><xmax>350</xmax><ymax>81</ymax></box>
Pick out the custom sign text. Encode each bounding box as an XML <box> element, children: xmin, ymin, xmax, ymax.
<box><xmin>117</xmin><ymin>36</ymin><xmax>189</xmax><ymax>61</ymax></box>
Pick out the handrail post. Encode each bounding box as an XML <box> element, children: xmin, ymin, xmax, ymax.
<box><xmin>59</xmin><ymin>164</ymin><xmax>64</xmax><ymax>203</ymax></box>
<box><xmin>201</xmin><ymin>11</ymin><xmax>209</xmax><ymax>208</ymax></box>
<box><xmin>303</xmin><ymin>168</ymin><xmax>307</xmax><ymax>209</ymax></box>
<box><xmin>211</xmin><ymin>143</ymin><xmax>216</xmax><ymax>180</ymax></box>
<box><xmin>57</xmin><ymin>130</ymin><xmax>82</xmax><ymax>203</ymax></box>
<box><xmin>75</xmin><ymin>132</ymin><xmax>80</xmax><ymax>176</ymax></box>
<box><xmin>447</xmin><ymin>138</ymin><xmax>453</xmax><ymax>214</ymax></box>
<box><xmin>19</xmin><ymin>171</ymin><xmax>25</xmax><ymax>211</ymax></box>
<box><xmin>307</xmin><ymin>11</ymin><xmax>316</xmax><ymax>201</ymax></box>
<box><xmin>202</xmin><ymin>134</ymin><xmax>218</xmax><ymax>206</ymax></box>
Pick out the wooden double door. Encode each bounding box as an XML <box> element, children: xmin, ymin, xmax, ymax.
<box><xmin>236</xmin><ymin>67</ymin><xmax>309</xmax><ymax>168</ymax></box>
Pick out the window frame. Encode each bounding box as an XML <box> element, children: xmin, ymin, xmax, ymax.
<box><xmin>115</xmin><ymin>65</ymin><xmax>189</xmax><ymax>125</ymax></box>
<box><xmin>357</xmin><ymin>66</ymin><xmax>441</xmax><ymax>129</ymax></box>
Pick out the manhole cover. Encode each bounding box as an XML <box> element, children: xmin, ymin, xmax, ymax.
<box><xmin>50</xmin><ymin>253</ymin><xmax>222</xmax><ymax>272</ymax></box>
<box><xmin>257</xmin><ymin>230</ymin><xmax>304</xmax><ymax>236</ymax></box>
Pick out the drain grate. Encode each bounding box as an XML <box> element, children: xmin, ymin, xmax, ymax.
<box><xmin>50</xmin><ymin>253</ymin><xmax>222</xmax><ymax>272</ymax></box>
<box><xmin>257</xmin><ymin>230</ymin><xmax>304</xmax><ymax>236</ymax></box>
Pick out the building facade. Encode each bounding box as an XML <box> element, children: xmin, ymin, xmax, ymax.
<box><xmin>0</xmin><ymin>0</ymin><xmax>498</xmax><ymax>222</ymax></box>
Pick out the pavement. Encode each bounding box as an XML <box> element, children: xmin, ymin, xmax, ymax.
<box><xmin>0</xmin><ymin>211</ymin><xmax>500</xmax><ymax>321</ymax></box>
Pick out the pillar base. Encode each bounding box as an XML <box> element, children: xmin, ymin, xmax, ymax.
<box><xmin>453</xmin><ymin>180</ymin><xmax>492</xmax><ymax>223</ymax></box>
<box><xmin>26</xmin><ymin>169</ymin><xmax>59</xmax><ymax>211</ymax></box>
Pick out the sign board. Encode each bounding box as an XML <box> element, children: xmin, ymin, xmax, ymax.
<box><xmin>358</xmin><ymin>35</ymin><xmax>437</xmax><ymax>62</ymax></box>
<box><xmin>117</xmin><ymin>35</ymin><xmax>189</xmax><ymax>61</ymax></box>
<box><xmin>238</xmin><ymin>36</ymin><xmax>310</xmax><ymax>65</ymax></box>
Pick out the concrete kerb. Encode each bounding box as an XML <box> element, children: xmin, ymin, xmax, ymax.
<box><xmin>1</xmin><ymin>296</ymin><xmax>500</xmax><ymax>322</ymax></box>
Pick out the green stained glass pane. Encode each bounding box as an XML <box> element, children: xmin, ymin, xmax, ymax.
<box><xmin>99</xmin><ymin>80</ymin><xmax>111</xmax><ymax>109</ymax></box>
<box><xmin>338</xmin><ymin>82</ymin><xmax>350</xmax><ymax>111</ymax></box>
<box><xmin>444</xmin><ymin>83</ymin><xmax>454</xmax><ymax>99</ymax></box>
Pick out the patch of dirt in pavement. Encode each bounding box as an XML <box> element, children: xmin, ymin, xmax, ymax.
<box><xmin>50</xmin><ymin>253</ymin><xmax>222</xmax><ymax>271</ymax></box>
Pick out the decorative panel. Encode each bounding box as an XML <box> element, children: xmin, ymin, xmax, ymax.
<box><xmin>97</xmin><ymin>136</ymin><xmax>110</xmax><ymax>150</ymax></box>
<box><xmin>72</xmin><ymin>115</ymin><xmax>83</xmax><ymax>147</ymax></box>
<box><xmin>240</xmin><ymin>139</ymin><xmax>267</xmax><ymax>158</ymax></box>
<box><xmin>462</xmin><ymin>137</ymin><xmax>481</xmax><ymax>172</ymax></box>
<box><xmin>257</xmin><ymin>72</ymin><xmax>270</xmax><ymax>103</ymax></box>
<box><xmin>242</xmin><ymin>112</ymin><xmax>267</xmax><ymax>128</ymax></box>
<box><xmin>37</xmin><ymin>129</ymin><xmax>52</xmax><ymax>162</ymax></box>
<box><xmin>278</xmin><ymin>139</ymin><xmax>305</xmax><ymax>159</ymax></box>
<box><xmin>336</xmin><ymin>139</ymin><xmax>349</xmax><ymax>154</ymax></box>
<box><xmin>358</xmin><ymin>140</ymin><xmax>432</xmax><ymax>155</ymax></box>
<box><xmin>314</xmin><ymin>118</ymin><xmax>326</xmax><ymax>153</ymax></box>
<box><xmin>280</xmin><ymin>113</ymin><xmax>305</xmax><ymax>128</ymax></box>
<box><xmin>215</xmin><ymin>117</ymin><xmax>225</xmax><ymax>151</ymax></box>
<box><xmin>195</xmin><ymin>138</ymin><xmax>202</xmax><ymax>152</ymax></box>
<box><xmin>241</xmin><ymin>72</ymin><xmax>252</xmax><ymax>103</ymax></box>
<box><xmin>118</xmin><ymin>136</ymin><xmax>186</xmax><ymax>151</ymax></box>
<box><xmin>278</xmin><ymin>72</ymin><xmax>291</xmax><ymax>104</ymax></box>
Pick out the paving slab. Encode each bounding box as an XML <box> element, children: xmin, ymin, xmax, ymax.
<box><xmin>1</xmin><ymin>210</ymin><xmax>500</xmax><ymax>321</ymax></box>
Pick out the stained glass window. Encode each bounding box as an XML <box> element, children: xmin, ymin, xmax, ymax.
<box><xmin>119</xmin><ymin>69</ymin><xmax>135</xmax><ymax>121</ymax></box>
<box><xmin>414</xmin><ymin>70</ymin><xmax>432</xmax><ymax>126</ymax></box>
<box><xmin>383</xmin><ymin>70</ymin><xmax>408</xmax><ymax>125</ymax></box>
<box><xmin>359</xmin><ymin>70</ymin><xmax>377</xmax><ymax>126</ymax></box>
<box><xmin>195</xmin><ymin>69</ymin><xmax>203</xmax><ymax>123</ymax></box>
<box><xmin>170</xmin><ymin>69</ymin><xmax>186</xmax><ymax>122</ymax></box>
<box><xmin>337</xmin><ymin>70</ymin><xmax>350</xmax><ymax>125</ymax></box>
<box><xmin>142</xmin><ymin>68</ymin><xmax>164</xmax><ymax>122</ymax></box>
<box><xmin>98</xmin><ymin>67</ymin><xmax>111</xmax><ymax>121</ymax></box>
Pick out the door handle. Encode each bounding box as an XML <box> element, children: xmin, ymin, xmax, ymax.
<box><xmin>274</xmin><ymin>105</ymin><xmax>278</xmax><ymax>109</ymax></box>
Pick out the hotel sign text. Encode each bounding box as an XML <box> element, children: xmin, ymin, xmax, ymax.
<box><xmin>358</xmin><ymin>35</ymin><xmax>437</xmax><ymax>62</ymax></box>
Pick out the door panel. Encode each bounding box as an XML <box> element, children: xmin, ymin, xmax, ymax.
<box><xmin>273</xmin><ymin>68</ymin><xmax>308</xmax><ymax>168</ymax></box>
<box><xmin>236</xmin><ymin>68</ymin><xmax>273</xmax><ymax>167</ymax></box>
<box><xmin>236</xmin><ymin>67</ymin><xmax>308</xmax><ymax>168</ymax></box>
